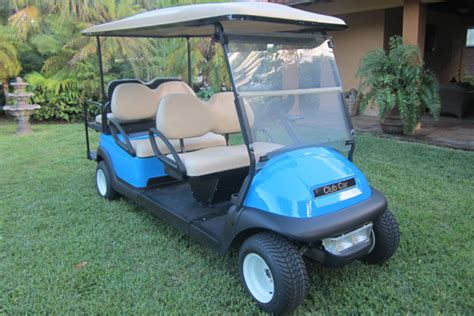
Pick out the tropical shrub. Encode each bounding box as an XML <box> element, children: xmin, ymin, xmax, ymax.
<box><xmin>357</xmin><ymin>36</ymin><xmax>441</xmax><ymax>134</ymax></box>
<box><xmin>3</xmin><ymin>0</ymin><xmax>230</xmax><ymax>121</ymax></box>
<box><xmin>26</xmin><ymin>72</ymin><xmax>83</xmax><ymax>121</ymax></box>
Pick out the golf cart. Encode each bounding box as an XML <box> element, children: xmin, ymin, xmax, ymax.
<box><xmin>82</xmin><ymin>3</ymin><xmax>400</xmax><ymax>314</ymax></box>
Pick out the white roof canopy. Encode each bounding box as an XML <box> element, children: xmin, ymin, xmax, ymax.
<box><xmin>82</xmin><ymin>2</ymin><xmax>346</xmax><ymax>38</ymax></box>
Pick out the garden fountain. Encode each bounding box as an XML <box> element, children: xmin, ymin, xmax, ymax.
<box><xmin>3</xmin><ymin>77</ymin><xmax>40</xmax><ymax>135</ymax></box>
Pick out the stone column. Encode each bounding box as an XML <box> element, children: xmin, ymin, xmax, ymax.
<box><xmin>403</xmin><ymin>0</ymin><xmax>426</xmax><ymax>57</ymax></box>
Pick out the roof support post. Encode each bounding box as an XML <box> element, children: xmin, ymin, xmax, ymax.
<box><xmin>187</xmin><ymin>37</ymin><xmax>192</xmax><ymax>85</ymax></box>
<box><xmin>96</xmin><ymin>36</ymin><xmax>108</xmax><ymax>133</ymax></box>
<box><xmin>215</xmin><ymin>23</ymin><xmax>256</xmax><ymax>209</ymax></box>
<box><xmin>96</xmin><ymin>36</ymin><xmax>106</xmax><ymax>100</ymax></box>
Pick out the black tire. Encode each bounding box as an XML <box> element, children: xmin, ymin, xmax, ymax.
<box><xmin>360</xmin><ymin>210</ymin><xmax>400</xmax><ymax>265</ymax></box>
<box><xmin>96</xmin><ymin>161</ymin><xmax>120</xmax><ymax>200</ymax></box>
<box><xmin>238</xmin><ymin>232</ymin><xmax>309</xmax><ymax>314</ymax></box>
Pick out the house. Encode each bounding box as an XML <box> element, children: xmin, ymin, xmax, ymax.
<box><xmin>288</xmin><ymin>0</ymin><xmax>474</xmax><ymax>95</ymax></box>
<box><xmin>266</xmin><ymin>0</ymin><xmax>474</xmax><ymax>116</ymax></box>
<box><xmin>265</xmin><ymin>0</ymin><xmax>474</xmax><ymax>145</ymax></box>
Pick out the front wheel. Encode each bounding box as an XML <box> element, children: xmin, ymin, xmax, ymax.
<box><xmin>238</xmin><ymin>232</ymin><xmax>309</xmax><ymax>314</ymax></box>
<box><xmin>96</xmin><ymin>161</ymin><xmax>120</xmax><ymax>200</ymax></box>
<box><xmin>360</xmin><ymin>210</ymin><xmax>400</xmax><ymax>265</ymax></box>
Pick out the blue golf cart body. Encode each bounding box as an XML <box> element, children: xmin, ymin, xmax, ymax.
<box><xmin>82</xmin><ymin>3</ymin><xmax>399</xmax><ymax>314</ymax></box>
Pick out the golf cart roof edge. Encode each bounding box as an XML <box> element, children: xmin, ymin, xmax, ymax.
<box><xmin>82</xmin><ymin>2</ymin><xmax>347</xmax><ymax>37</ymax></box>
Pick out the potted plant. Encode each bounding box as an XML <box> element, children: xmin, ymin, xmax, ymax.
<box><xmin>357</xmin><ymin>36</ymin><xmax>440</xmax><ymax>135</ymax></box>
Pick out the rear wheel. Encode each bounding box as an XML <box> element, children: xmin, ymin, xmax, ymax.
<box><xmin>360</xmin><ymin>210</ymin><xmax>400</xmax><ymax>265</ymax></box>
<box><xmin>238</xmin><ymin>232</ymin><xmax>309</xmax><ymax>314</ymax></box>
<box><xmin>96</xmin><ymin>161</ymin><xmax>119</xmax><ymax>200</ymax></box>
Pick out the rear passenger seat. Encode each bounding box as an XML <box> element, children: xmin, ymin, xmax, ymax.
<box><xmin>95</xmin><ymin>80</ymin><xmax>196</xmax><ymax>124</ymax></box>
<box><xmin>106</xmin><ymin>81</ymin><xmax>226</xmax><ymax>157</ymax></box>
<box><xmin>156</xmin><ymin>92</ymin><xmax>282</xmax><ymax>177</ymax></box>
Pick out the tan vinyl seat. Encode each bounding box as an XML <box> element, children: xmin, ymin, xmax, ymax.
<box><xmin>131</xmin><ymin>132</ymin><xmax>226</xmax><ymax>158</ymax></box>
<box><xmin>173</xmin><ymin>142</ymin><xmax>282</xmax><ymax>176</ymax></box>
<box><xmin>96</xmin><ymin>81</ymin><xmax>197</xmax><ymax>124</ymax></box>
<box><xmin>111</xmin><ymin>81</ymin><xmax>196</xmax><ymax>122</ymax></box>
<box><xmin>108</xmin><ymin>81</ymin><xmax>226</xmax><ymax>157</ymax></box>
<box><xmin>157</xmin><ymin>92</ymin><xmax>282</xmax><ymax>176</ymax></box>
<box><xmin>155</xmin><ymin>80</ymin><xmax>196</xmax><ymax>101</ymax></box>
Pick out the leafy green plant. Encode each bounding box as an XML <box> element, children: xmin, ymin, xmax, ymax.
<box><xmin>357</xmin><ymin>36</ymin><xmax>440</xmax><ymax>134</ymax></box>
<box><xmin>196</xmin><ymin>86</ymin><xmax>215</xmax><ymax>100</ymax></box>
<box><xmin>26</xmin><ymin>71</ymin><xmax>83</xmax><ymax>121</ymax></box>
<box><xmin>3</xmin><ymin>0</ymin><xmax>231</xmax><ymax>121</ymax></box>
<box><xmin>0</xmin><ymin>25</ymin><xmax>22</xmax><ymax>102</ymax></box>
<box><xmin>459</xmin><ymin>73</ymin><xmax>474</xmax><ymax>90</ymax></box>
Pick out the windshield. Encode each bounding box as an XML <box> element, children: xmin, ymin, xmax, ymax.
<box><xmin>227</xmin><ymin>33</ymin><xmax>352</xmax><ymax>153</ymax></box>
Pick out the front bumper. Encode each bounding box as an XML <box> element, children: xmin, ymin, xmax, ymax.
<box><xmin>236</xmin><ymin>188</ymin><xmax>387</xmax><ymax>242</ymax></box>
<box><xmin>304</xmin><ymin>237</ymin><xmax>372</xmax><ymax>267</ymax></box>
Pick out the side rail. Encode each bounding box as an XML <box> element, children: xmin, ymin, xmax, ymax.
<box><xmin>83</xmin><ymin>99</ymin><xmax>107</xmax><ymax>160</ymax></box>
<box><xmin>148</xmin><ymin>128</ymin><xmax>186</xmax><ymax>180</ymax></box>
<box><xmin>109</xmin><ymin>118</ymin><xmax>136</xmax><ymax>157</ymax></box>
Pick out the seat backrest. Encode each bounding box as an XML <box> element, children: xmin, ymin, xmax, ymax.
<box><xmin>156</xmin><ymin>92</ymin><xmax>254</xmax><ymax>140</ymax></box>
<box><xmin>156</xmin><ymin>94</ymin><xmax>214</xmax><ymax>139</ymax></box>
<box><xmin>110</xmin><ymin>81</ymin><xmax>195</xmax><ymax>123</ymax></box>
<box><xmin>209</xmin><ymin>92</ymin><xmax>254</xmax><ymax>134</ymax></box>
<box><xmin>155</xmin><ymin>81</ymin><xmax>196</xmax><ymax>101</ymax></box>
<box><xmin>111</xmin><ymin>83</ymin><xmax>160</xmax><ymax>122</ymax></box>
<box><xmin>107</xmin><ymin>78</ymin><xmax>181</xmax><ymax>99</ymax></box>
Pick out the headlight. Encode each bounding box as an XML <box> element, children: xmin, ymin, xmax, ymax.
<box><xmin>322</xmin><ymin>223</ymin><xmax>373</xmax><ymax>255</ymax></box>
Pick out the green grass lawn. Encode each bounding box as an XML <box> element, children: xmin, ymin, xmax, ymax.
<box><xmin>1</xmin><ymin>121</ymin><xmax>473</xmax><ymax>314</ymax></box>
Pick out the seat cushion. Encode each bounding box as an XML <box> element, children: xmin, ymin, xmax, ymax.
<box><xmin>130</xmin><ymin>132</ymin><xmax>226</xmax><ymax>158</ymax></box>
<box><xmin>169</xmin><ymin>142</ymin><xmax>283</xmax><ymax>176</ymax></box>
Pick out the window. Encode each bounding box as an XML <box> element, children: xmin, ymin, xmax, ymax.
<box><xmin>467</xmin><ymin>28</ymin><xmax>474</xmax><ymax>47</ymax></box>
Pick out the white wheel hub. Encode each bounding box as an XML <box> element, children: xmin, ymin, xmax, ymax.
<box><xmin>243</xmin><ymin>253</ymin><xmax>274</xmax><ymax>303</ymax></box>
<box><xmin>96</xmin><ymin>168</ymin><xmax>107</xmax><ymax>196</ymax></box>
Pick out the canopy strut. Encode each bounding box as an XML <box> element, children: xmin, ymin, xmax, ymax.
<box><xmin>215</xmin><ymin>23</ymin><xmax>256</xmax><ymax>209</ymax></box>
<box><xmin>96</xmin><ymin>36</ymin><xmax>106</xmax><ymax>101</ymax></box>
<box><xmin>187</xmin><ymin>37</ymin><xmax>192</xmax><ymax>86</ymax></box>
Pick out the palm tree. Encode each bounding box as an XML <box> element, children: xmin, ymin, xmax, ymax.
<box><xmin>7</xmin><ymin>0</ymin><xmax>229</xmax><ymax>101</ymax></box>
<box><xmin>7</xmin><ymin>3</ymin><xmax>40</xmax><ymax>41</ymax></box>
<box><xmin>9</xmin><ymin>0</ymin><xmax>100</xmax><ymax>23</ymax></box>
<box><xmin>63</xmin><ymin>0</ymin><xmax>155</xmax><ymax>81</ymax></box>
<box><xmin>42</xmin><ymin>0</ymin><xmax>100</xmax><ymax>22</ymax></box>
<box><xmin>9</xmin><ymin>0</ymin><xmax>155</xmax><ymax>78</ymax></box>
<box><xmin>0</xmin><ymin>25</ymin><xmax>22</xmax><ymax>102</ymax></box>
